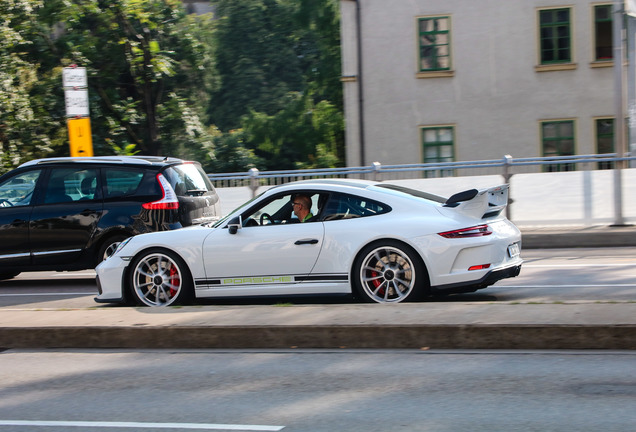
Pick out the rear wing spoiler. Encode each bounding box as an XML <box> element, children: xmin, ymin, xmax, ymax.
<box><xmin>444</xmin><ymin>184</ymin><xmax>509</xmax><ymax>219</ymax></box>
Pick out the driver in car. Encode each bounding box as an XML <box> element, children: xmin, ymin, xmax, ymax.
<box><xmin>292</xmin><ymin>194</ymin><xmax>313</xmax><ymax>222</ymax></box>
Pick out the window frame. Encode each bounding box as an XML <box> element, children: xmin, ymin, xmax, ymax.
<box><xmin>593</xmin><ymin>4</ymin><xmax>613</xmax><ymax>62</ymax></box>
<box><xmin>540</xmin><ymin>119</ymin><xmax>577</xmax><ymax>172</ymax></box>
<box><xmin>417</xmin><ymin>15</ymin><xmax>452</xmax><ymax>74</ymax></box>
<box><xmin>537</xmin><ymin>7</ymin><xmax>573</xmax><ymax>66</ymax></box>
<box><xmin>420</xmin><ymin>125</ymin><xmax>455</xmax><ymax>177</ymax></box>
<box><xmin>595</xmin><ymin>117</ymin><xmax>620</xmax><ymax>170</ymax></box>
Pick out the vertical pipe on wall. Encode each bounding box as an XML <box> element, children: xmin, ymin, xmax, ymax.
<box><xmin>612</xmin><ymin>0</ymin><xmax>626</xmax><ymax>225</ymax></box>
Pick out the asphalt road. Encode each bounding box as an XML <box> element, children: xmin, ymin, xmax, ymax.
<box><xmin>0</xmin><ymin>247</ymin><xmax>634</xmax><ymax>308</ymax></box>
<box><xmin>1</xmin><ymin>349</ymin><xmax>635</xmax><ymax>432</ymax></box>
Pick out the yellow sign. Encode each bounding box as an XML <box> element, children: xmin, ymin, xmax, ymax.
<box><xmin>67</xmin><ymin>118</ymin><xmax>94</xmax><ymax>157</ymax></box>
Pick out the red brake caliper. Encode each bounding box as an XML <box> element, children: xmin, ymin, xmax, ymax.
<box><xmin>169</xmin><ymin>265</ymin><xmax>179</xmax><ymax>297</ymax></box>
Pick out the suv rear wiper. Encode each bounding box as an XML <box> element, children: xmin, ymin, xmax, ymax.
<box><xmin>186</xmin><ymin>189</ymin><xmax>208</xmax><ymax>196</ymax></box>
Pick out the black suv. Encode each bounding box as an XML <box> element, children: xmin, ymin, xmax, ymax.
<box><xmin>0</xmin><ymin>156</ymin><xmax>220</xmax><ymax>280</ymax></box>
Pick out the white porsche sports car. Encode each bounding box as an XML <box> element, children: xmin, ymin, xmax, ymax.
<box><xmin>95</xmin><ymin>179</ymin><xmax>522</xmax><ymax>306</ymax></box>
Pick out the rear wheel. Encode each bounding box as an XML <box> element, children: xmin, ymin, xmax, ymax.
<box><xmin>352</xmin><ymin>241</ymin><xmax>427</xmax><ymax>303</ymax></box>
<box><xmin>128</xmin><ymin>249</ymin><xmax>193</xmax><ymax>307</ymax></box>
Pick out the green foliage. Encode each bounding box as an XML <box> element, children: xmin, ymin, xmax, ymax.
<box><xmin>0</xmin><ymin>0</ymin><xmax>59</xmax><ymax>174</ymax></box>
<box><xmin>203</xmin><ymin>127</ymin><xmax>263</xmax><ymax>173</ymax></box>
<box><xmin>208</xmin><ymin>0</ymin><xmax>344</xmax><ymax>171</ymax></box>
<box><xmin>1</xmin><ymin>0</ymin><xmax>344</xmax><ymax>175</ymax></box>
<box><xmin>241</xmin><ymin>92</ymin><xmax>343</xmax><ymax>170</ymax></box>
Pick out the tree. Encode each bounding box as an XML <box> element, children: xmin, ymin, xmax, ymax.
<box><xmin>0</xmin><ymin>0</ymin><xmax>61</xmax><ymax>174</ymax></box>
<box><xmin>208</xmin><ymin>0</ymin><xmax>304</xmax><ymax>131</ymax></box>
<box><xmin>42</xmin><ymin>0</ymin><xmax>217</xmax><ymax>156</ymax></box>
<box><xmin>208</xmin><ymin>0</ymin><xmax>344</xmax><ymax>171</ymax></box>
<box><xmin>241</xmin><ymin>92</ymin><xmax>342</xmax><ymax>170</ymax></box>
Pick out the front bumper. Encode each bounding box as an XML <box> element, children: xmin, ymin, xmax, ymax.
<box><xmin>93</xmin><ymin>256</ymin><xmax>130</xmax><ymax>304</ymax></box>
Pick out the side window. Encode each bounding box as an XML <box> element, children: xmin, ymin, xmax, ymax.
<box><xmin>0</xmin><ymin>170</ymin><xmax>41</xmax><ymax>207</ymax></box>
<box><xmin>242</xmin><ymin>192</ymin><xmax>323</xmax><ymax>226</ymax></box>
<box><xmin>44</xmin><ymin>168</ymin><xmax>99</xmax><ymax>204</ymax></box>
<box><xmin>321</xmin><ymin>193</ymin><xmax>389</xmax><ymax>221</ymax></box>
<box><xmin>105</xmin><ymin>169</ymin><xmax>144</xmax><ymax>198</ymax></box>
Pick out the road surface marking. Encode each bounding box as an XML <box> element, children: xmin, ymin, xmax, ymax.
<box><xmin>524</xmin><ymin>263</ymin><xmax>634</xmax><ymax>268</ymax></box>
<box><xmin>0</xmin><ymin>420</ymin><xmax>284</xmax><ymax>431</ymax></box>
<box><xmin>0</xmin><ymin>293</ymin><xmax>95</xmax><ymax>297</ymax></box>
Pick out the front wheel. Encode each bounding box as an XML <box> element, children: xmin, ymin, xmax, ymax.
<box><xmin>96</xmin><ymin>234</ymin><xmax>130</xmax><ymax>265</ymax></box>
<box><xmin>352</xmin><ymin>241</ymin><xmax>427</xmax><ymax>303</ymax></box>
<box><xmin>128</xmin><ymin>249</ymin><xmax>193</xmax><ymax>307</ymax></box>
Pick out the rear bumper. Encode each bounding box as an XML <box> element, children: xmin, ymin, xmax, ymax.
<box><xmin>430</xmin><ymin>264</ymin><xmax>522</xmax><ymax>295</ymax></box>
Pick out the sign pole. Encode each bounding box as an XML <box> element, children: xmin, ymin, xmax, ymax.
<box><xmin>62</xmin><ymin>65</ymin><xmax>94</xmax><ymax>157</ymax></box>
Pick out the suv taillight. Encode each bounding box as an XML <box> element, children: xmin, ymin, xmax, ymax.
<box><xmin>142</xmin><ymin>174</ymin><xmax>179</xmax><ymax>210</ymax></box>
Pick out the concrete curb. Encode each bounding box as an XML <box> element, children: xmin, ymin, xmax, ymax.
<box><xmin>521</xmin><ymin>227</ymin><xmax>636</xmax><ymax>248</ymax></box>
<box><xmin>2</xmin><ymin>324</ymin><xmax>636</xmax><ymax>350</ymax></box>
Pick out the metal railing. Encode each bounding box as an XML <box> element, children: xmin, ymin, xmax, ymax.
<box><xmin>208</xmin><ymin>153</ymin><xmax>636</xmax><ymax>189</ymax></box>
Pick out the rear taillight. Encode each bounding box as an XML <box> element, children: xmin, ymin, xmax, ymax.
<box><xmin>142</xmin><ymin>174</ymin><xmax>179</xmax><ymax>210</ymax></box>
<box><xmin>438</xmin><ymin>224</ymin><xmax>492</xmax><ymax>239</ymax></box>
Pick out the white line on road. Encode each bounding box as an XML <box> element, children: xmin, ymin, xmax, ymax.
<box><xmin>498</xmin><ymin>284</ymin><xmax>636</xmax><ymax>288</ymax></box>
<box><xmin>0</xmin><ymin>420</ymin><xmax>285</xmax><ymax>431</ymax></box>
<box><xmin>524</xmin><ymin>264</ymin><xmax>635</xmax><ymax>267</ymax></box>
<box><xmin>0</xmin><ymin>293</ymin><xmax>95</xmax><ymax>297</ymax></box>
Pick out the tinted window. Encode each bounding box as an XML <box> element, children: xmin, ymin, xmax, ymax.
<box><xmin>0</xmin><ymin>169</ymin><xmax>41</xmax><ymax>207</ymax></box>
<box><xmin>44</xmin><ymin>168</ymin><xmax>99</xmax><ymax>204</ymax></box>
<box><xmin>105</xmin><ymin>169</ymin><xmax>144</xmax><ymax>198</ymax></box>
<box><xmin>163</xmin><ymin>163</ymin><xmax>214</xmax><ymax>197</ymax></box>
<box><xmin>321</xmin><ymin>193</ymin><xmax>390</xmax><ymax>221</ymax></box>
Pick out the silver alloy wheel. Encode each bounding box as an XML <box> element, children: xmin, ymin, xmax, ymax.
<box><xmin>131</xmin><ymin>252</ymin><xmax>183</xmax><ymax>307</ymax></box>
<box><xmin>359</xmin><ymin>246</ymin><xmax>416</xmax><ymax>303</ymax></box>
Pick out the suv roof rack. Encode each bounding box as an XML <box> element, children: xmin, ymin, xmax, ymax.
<box><xmin>20</xmin><ymin>156</ymin><xmax>185</xmax><ymax>168</ymax></box>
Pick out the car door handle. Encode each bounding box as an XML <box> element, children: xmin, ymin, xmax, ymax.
<box><xmin>80</xmin><ymin>209</ymin><xmax>99</xmax><ymax>216</ymax></box>
<box><xmin>295</xmin><ymin>238</ymin><xmax>319</xmax><ymax>245</ymax></box>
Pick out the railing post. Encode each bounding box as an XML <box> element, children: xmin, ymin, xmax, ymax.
<box><xmin>502</xmin><ymin>155</ymin><xmax>513</xmax><ymax>220</ymax></box>
<box><xmin>249</xmin><ymin>167</ymin><xmax>259</xmax><ymax>198</ymax></box>
<box><xmin>372</xmin><ymin>161</ymin><xmax>381</xmax><ymax>181</ymax></box>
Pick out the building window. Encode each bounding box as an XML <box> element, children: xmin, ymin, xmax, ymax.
<box><xmin>421</xmin><ymin>126</ymin><xmax>454</xmax><ymax>177</ymax></box>
<box><xmin>541</xmin><ymin>120</ymin><xmax>575</xmax><ymax>171</ymax></box>
<box><xmin>596</xmin><ymin>118</ymin><xmax>615</xmax><ymax>169</ymax></box>
<box><xmin>418</xmin><ymin>16</ymin><xmax>451</xmax><ymax>71</ymax></box>
<box><xmin>539</xmin><ymin>8</ymin><xmax>572</xmax><ymax>64</ymax></box>
<box><xmin>594</xmin><ymin>5</ymin><xmax>613</xmax><ymax>61</ymax></box>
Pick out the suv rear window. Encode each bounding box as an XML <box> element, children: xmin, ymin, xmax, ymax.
<box><xmin>105</xmin><ymin>169</ymin><xmax>144</xmax><ymax>198</ymax></box>
<box><xmin>163</xmin><ymin>163</ymin><xmax>215</xmax><ymax>197</ymax></box>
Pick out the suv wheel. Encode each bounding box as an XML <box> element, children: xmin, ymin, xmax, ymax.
<box><xmin>96</xmin><ymin>235</ymin><xmax>130</xmax><ymax>265</ymax></box>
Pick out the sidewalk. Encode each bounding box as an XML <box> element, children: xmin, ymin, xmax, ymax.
<box><xmin>1</xmin><ymin>302</ymin><xmax>635</xmax><ymax>350</ymax></box>
<box><xmin>0</xmin><ymin>225</ymin><xmax>634</xmax><ymax>351</ymax></box>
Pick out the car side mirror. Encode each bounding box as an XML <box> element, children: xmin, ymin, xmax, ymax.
<box><xmin>227</xmin><ymin>216</ymin><xmax>242</xmax><ymax>234</ymax></box>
